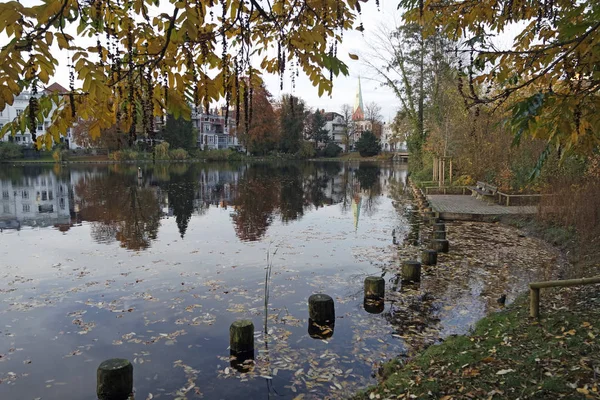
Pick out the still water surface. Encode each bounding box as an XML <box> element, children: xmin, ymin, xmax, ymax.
<box><xmin>0</xmin><ymin>162</ymin><xmax>557</xmax><ymax>399</ymax></box>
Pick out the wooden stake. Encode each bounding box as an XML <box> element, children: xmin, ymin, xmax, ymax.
<box><xmin>530</xmin><ymin>287</ymin><xmax>540</xmax><ymax>319</ymax></box>
<box><xmin>421</xmin><ymin>249</ymin><xmax>437</xmax><ymax>266</ymax></box>
<box><xmin>364</xmin><ymin>276</ymin><xmax>385</xmax><ymax>300</ymax></box>
<box><xmin>401</xmin><ymin>261</ymin><xmax>421</xmax><ymax>282</ymax></box>
<box><xmin>97</xmin><ymin>359</ymin><xmax>133</xmax><ymax>400</ymax></box>
<box><xmin>230</xmin><ymin>320</ymin><xmax>254</xmax><ymax>354</ymax></box>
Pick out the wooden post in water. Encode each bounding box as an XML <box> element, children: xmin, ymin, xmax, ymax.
<box><xmin>433</xmin><ymin>239</ymin><xmax>449</xmax><ymax>253</ymax></box>
<box><xmin>433</xmin><ymin>230</ymin><xmax>446</xmax><ymax>240</ymax></box>
<box><xmin>401</xmin><ymin>261</ymin><xmax>421</xmax><ymax>282</ymax></box>
<box><xmin>364</xmin><ymin>277</ymin><xmax>385</xmax><ymax>300</ymax></box>
<box><xmin>308</xmin><ymin>294</ymin><xmax>335</xmax><ymax>323</ymax></box>
<box><xmin>421</xmin><ymin>249</ymin><xmax>437</xmax><ymax>266</ymax></box>
<box><xmin>308</xmin><ymin>294</ymin><xmax>335</xmax><ymax>339</ymax></box>
<box><xmin>433</xmin><ymin>222</ymin><xmax>446</xmax><ymax>232</ymax></box>
<box><xmin>230</xmin><ymin>320</ymin><xmax>254</xmax><ymax>354</ymax></box>
<box><xmin>97</xmin><ymin>358</ymin><xmax>133</xmax><ymax>400</ymax></box>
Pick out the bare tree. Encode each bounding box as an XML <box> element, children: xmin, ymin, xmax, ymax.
<box><xmin>364</xmin><ymin>102</ymin><xmax>383</xmax><ymax>124</ymax></box>
<box><xmin>340</xmin><ymin>104</ymin><xmax>353</xmax><ymax>152</ymax></box>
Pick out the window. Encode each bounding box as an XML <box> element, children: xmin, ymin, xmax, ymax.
<box><xmin>2</xmin><ymin>204</ymin><xmax>9</xmax><ymax>214</ymax></box>
<box><xmin>2</xmin><ymin>191</ymin><xmax>8</xmax><ymax>199</ymax></box>
<box><xmin>37</xmin><ymin>124</ymin><xmax>43</xmax><ymax>131</ymax></box>
<box><xmin>38</xmin><ymin>204</ymin><xmax>53</xmax><ymax>213</ymax></box>
<box><xmin>41</xmin><ymin>191</ymin><xmax>47</xmax><ymax>201</ymax></box>
<box><xmin>48</xmin><ymin>191</ymin><xmax>53</xmax><ymax>200</ymax></box>
<box><xmin>41</xmin><ymin>178</ymin><xmax>46</xmax><ymax>186</ymax></box>
<box><xmin>22</xmin><ymin>190</ymin><xmax>28</xmax><ymax>199</ymax></box>
<box><xmin>16</xmin><ymin>109</ymin><xmax>23</xmax><ymax>116</ymax></box>
<box><xmin>22</xmin><ymin>204</ymin><xmax>30</xmax><ymax>213</ymax></box>
<box><xmin>16</xmin><ymin>137</ymin><xmax>21</xmax><ymax>142</ymax></box>
<box><xmin>59</xmin><ymin>198</ymin><xmax>65</xmax><ymax>210</ymax></box>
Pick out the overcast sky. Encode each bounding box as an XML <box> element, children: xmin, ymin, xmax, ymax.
<box><xmin>4</xmin><ymin>0</ymin><xmax>402</xmax><ymax>121</ymax></box>
<box><xmin>261</xmin><ymin>0</ymin><xmax>402</xmax><ymax>121</ymax></box>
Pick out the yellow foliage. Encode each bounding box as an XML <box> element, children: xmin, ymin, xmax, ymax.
<box><xmin>0</xmin><ymin>0</ymin><xmax>362</xmax><ymax>146</ymax></box>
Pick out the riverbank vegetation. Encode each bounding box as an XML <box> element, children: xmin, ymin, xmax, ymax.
<box><xmin>356</xmin><ymin>288</ymin><xmax>600</xmax><ymax>400</ymax></box>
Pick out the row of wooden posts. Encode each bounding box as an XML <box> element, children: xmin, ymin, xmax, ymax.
<box><xmin>95</xmin><ymin>181</ymin><xmax>452</xmax><ymax>399</ymax></box>
<box><xmin>96</xmin><ymin>290</ymin><xmax>377</xmax><ymax>399</ymax></box>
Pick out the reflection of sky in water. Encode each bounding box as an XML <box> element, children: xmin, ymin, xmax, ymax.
<box><xmin>0</xmin><ymin>163</ymin><xmax>562</xmax><ymax>399</ymax></box>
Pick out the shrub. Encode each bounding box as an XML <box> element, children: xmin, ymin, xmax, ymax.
<box><xmin>355</xmin><ymin>130</ymin><xmax>381</xmax><ymax>157</ymax></box>
<box><xmin>296</xmin><ymin>141</ymin><xmax>316</xmax><ymax>159</ymax></box>
<box><xmin>0</xmin><ymin>142</ymin><xmax>23</xmax><ymax>160</ymax></box>
<box><xmin>109</xmin><ymin>149</ymin><xmax>138</xmax><ymax>161</ymax></box>
<box><xmin>154</xmin><ymin>142</ymin><xmax>170</xmax><ymax>159</ymax></box>
<box><xmin>323</xmin><ymin>142</ymin><xmax>342</xmax><ymax>158</ymax></box>
<box><xmin>169</xmin><ymin>148</ymin><xmax>189</xmax><ymax>160</ymax></box>
<box><xmin>52</xmin><ymin>149</ymin><xmax>70</xmax><ymax>162</ymax></box>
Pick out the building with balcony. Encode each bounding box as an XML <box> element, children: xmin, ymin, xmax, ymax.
<box><xmin>192</xmin><ymin>109</ymin><xmax>239</xmax><ymax>150</ymax></box>
<box><xmin>0</xmin><ymin>83</ymin><xmax>81</xmax><ymax>149</ymax></box>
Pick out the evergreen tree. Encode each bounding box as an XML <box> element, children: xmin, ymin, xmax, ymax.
<box><xmin>306</xmin><ymin>110</ymin><xmax>330</xmax><ymax>148</ymax></box>
<box><xmin>278</xmin><ymin>95</ymin><xmax>305</xmax><ymax>154</ymax></box>
<box><xmin>162</xmin><ymin>114</ymin><xmax>196</xmax><ymax>149</ymax></box>
<box><xmin>356</xmin><ymin>130</ymin><xmax>381</xmax><ymax>157</ymax></box>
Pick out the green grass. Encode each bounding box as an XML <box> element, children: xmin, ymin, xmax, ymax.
<box><xmin>355</xmin><ymin>294</ymin><xmax>600</xmax><ymax>399</ymax></box>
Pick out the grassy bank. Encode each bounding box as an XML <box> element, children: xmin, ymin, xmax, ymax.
<box><xmin>355</xmin><ymin>289</ymin><xmax>600</xmax><ymax>400</ymax></box>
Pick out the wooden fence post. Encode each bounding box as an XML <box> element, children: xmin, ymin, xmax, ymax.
<box><xmin>530</xmin><ymin>287</ymin><xmax>540</xmax><ymax>319</ymax></box>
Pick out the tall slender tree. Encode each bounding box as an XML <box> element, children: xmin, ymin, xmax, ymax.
<box><xmin>278</xmin><ymin>95</ymin><xmax>306</xmax><ymax>154</ymax></box>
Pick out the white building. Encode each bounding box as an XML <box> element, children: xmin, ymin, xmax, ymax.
<box><xmin>192</xmin><ymin>109</ymin><xmax>239</xmax><ymax>150</ymax></box>
<box><xmin>0</xmin><ymin>83</ymin><xmax>80</xmax><ymax>149</ymax></box>
<box><xmin>323</xmin><ymin>112</ymin><xmax>349</xmax><ymax>150</ymax></box>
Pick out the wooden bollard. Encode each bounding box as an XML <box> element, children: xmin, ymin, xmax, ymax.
<box><xmin>433</xmin><ymin>230</ymin><xmax>446</xmax><ymax>240</ymax></box>
<box><xmin>308</xmin><ymin>294</ymin><xmax>335</xmax><ymax>323</ymax></box>
<box><xmin>422</xmin><ymin>212</ymin><xmax>436</xmax><ymax>223</ymax></box>
<box><xmin>401</xmin><ymin>260</ymin><xmax>421</xmax><ymax>282</ymax></box>
<box><xmin>364</xmin><ymin>276</ymin><xmax>385</xmax><ymax>300</ymax></box>
<box><xmin>421</xmin><ymin>249</ymin><xmax>437</xmax><ymax>266</ymax></box>
<box><xmin>433</xmin><ymin>239</ymin><xmax>449</xmax><ymax>253</ymax></box>
<box><xmin>230</xmin><ymin>320</ymin><xmax>254</xmax><ymax>354</ymax></box>
<box><xmin>363</xmin><ymin>298</ymin><xmax>385</xmax><ymax>314</ymax></box>
<box><xmin>530</xmin><ymin>287</ymin><xmax>540</xmax><ymax>318</ymax></box>
<box><xmin>97</xmin><ymin>358</ymin><xmax>133</xmax><ymax>400</ymax></box>
<box><xmin>433</xmin><ymin>222</ymin><xmax>446</xmax><ymax>231</ymax></box>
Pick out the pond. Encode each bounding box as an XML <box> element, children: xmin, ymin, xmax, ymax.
<box><xmin>0</xmin><ymin>162</ymin><xmax>562</xmax><ymax>399</ymax></box>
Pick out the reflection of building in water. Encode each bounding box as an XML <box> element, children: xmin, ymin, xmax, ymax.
<box><xmin>195</xmin><ymin>169</ymin><xmax>240</xmax><ymax>210</ymax></box>
<box><xmin>0</xmin><ymin>172</ymin><xmax>71</xmax><ymax>229</ymax></box>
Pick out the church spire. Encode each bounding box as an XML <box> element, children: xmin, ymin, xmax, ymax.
<box><xmin>352</xmin><ymin>76</ymin><xmax>364</xmax><ymax>121</ymax></box>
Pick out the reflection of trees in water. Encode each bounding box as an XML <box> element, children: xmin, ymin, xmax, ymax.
<box><xmin>75</xmin><ymin>172</ymin><xmax>161</xmax><ymax>251</ymax></box>
<box><xmin>72</xmin><ymin>163</ymin><xmax>401</xmax><ymax>244</ymax></box>
<box><xmin>161</xmin><ymin>167</ymin><xmax>197</xmax><ymax>238</ymax></box>
<box><xmin>279</xmin><ymin>165</ymin><xmax>304</xmax><ymax>223</ymax></box>
<box><xmin>232</xmin><ymin>165</ymin><xmax>277</xmax><ymax>241</ymax></box>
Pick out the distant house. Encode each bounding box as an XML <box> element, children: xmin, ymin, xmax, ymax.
<box><xmin>323</xmin><ymin>112</ymin><xmax>348</xmax><ymax>150</ymax></box>
<box><xmin>192</xmin><ymin>108</ymin><xmax>240</xmax><ymax>150</ymax></box>
<box><xmin>0</xmin><ymin>83</ymin><xmax>81</xmax><ymax>149</ymax></box>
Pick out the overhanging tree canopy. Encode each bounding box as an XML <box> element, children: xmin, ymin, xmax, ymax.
<box><xmin>0</xmin><ymin>0</ymin><xmax>364</xmax><ymax>148</ymax></box>
<box><xmin>399</xmin><ymin>0</ymin><xmax>600</xmax><ymax>156</ymax></box>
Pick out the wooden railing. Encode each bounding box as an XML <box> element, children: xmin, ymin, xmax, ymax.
<box><xmin>424</xmin><ymin>186</ymin><xmax>468</xmax><ymax>195</ymax></box>
<box><xmin>497</xmin><ymin>191</ymin><xmax>544</xmax><ymax>206</ymax></box>
<box><xmin>529</xmin><ymin>276</ymin><xmax>600</xmax><ymax>318</ymax></box>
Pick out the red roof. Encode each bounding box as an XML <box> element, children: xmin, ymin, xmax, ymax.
<box><xmin>45</xmin><ymin>82</ymin><xmax>68</xmax><ymax>93</ymax></box>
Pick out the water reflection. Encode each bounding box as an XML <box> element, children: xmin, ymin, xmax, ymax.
<box><xmin>0</xmin><ymin>162</ymin><xmax>395</xmax><ymax>248</ymax></box>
